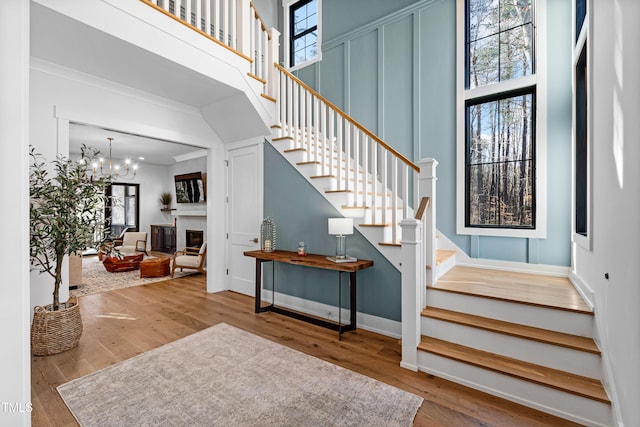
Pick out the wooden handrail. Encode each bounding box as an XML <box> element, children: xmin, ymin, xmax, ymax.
<box><xmin>249</xmin><ymin>1</ymin><xmax>270</xmax><ymax>37</ymax></box>
<box><xmin>139</xmin><ymin>0</ymin><xmax>253</xmax><ymax>63</ymax></box>
<box><xmin>274</xmin><ymin>63</ymin><xmax>420</xmax><ymax>173</ymax></box>
<box><xmin>414</xmin><ymin>197</ymin><xmax>430</xmax><ymax>220</ymax></box>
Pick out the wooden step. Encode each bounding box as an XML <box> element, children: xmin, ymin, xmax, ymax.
<box><xmin>260</xmin><ymin>93</ymin><xmax>276</xmax><ymax>103</ymax></box>
<box><xmin>426</xmin><ymin>249</ymin><xmax>457</xmax><ymax>271</ymax></box>
<box><xmin>436</xmin><ymin>249</ymin><xmax>456</xmax><ymax>266</ymax></box>
<box><xmin>431</xmin><ymin>266</ymin><xmax>592</xmax><ymax>314</ymax></box>
<box><xmin>379</xmin><ymin>242</ymin><xmax>401</xmax><ymax>247</ymax></box>
<box><xmin>422</xmin><ymin>307</ymin><xmax>600</xmax><ymax>354</ymax></box>
<box><xmin>418</xmin><ymin>336</ymin><xmax>610</xmax><ymax>404</ymax></box>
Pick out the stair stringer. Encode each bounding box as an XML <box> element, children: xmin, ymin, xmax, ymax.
<box><xmin>267</xmin><ymin>134</ymin><xmax>405</xmax><ymax>270</ymax></box>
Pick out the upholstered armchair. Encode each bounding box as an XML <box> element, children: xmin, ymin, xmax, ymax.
<box><xmin>171</xmin><ymin>242</ymin><xmax>207</xmax><ymax>277</ymax></box>
<box><xmin>116</xmin><ymin>231</ymin><xmax>148</xmax><ymax>255</ymax></box>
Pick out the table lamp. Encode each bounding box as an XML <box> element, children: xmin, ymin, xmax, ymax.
<box><xmin>328</xmin><ymin>218</ymin><xmax>353</xmax><ymax>259</ymax></box>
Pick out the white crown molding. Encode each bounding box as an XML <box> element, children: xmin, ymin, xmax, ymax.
<box><xmin>173</xmin><ymin>149</ymin><xmax>208</xmax><ymax>162</ymax></box>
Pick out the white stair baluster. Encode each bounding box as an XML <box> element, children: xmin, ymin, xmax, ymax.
<box><xmin>391</xmin><ymin>156</ymin><xmax>398</xmax><ymax>242</ymax></box>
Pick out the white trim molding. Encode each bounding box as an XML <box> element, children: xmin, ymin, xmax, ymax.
<box><xmin>455</xmin><ymin>0</ymin><xmax>548</xmax><ymax>239</ymax></box>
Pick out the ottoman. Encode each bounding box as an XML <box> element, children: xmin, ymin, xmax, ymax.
<box><xmin>103</xmin><ymin>253</ymin><xmax>144</xmax><ymax>273</ymax></box>
<box><xmin>140</xmin><ymin>257</ymin><xmax>170</xmax><ymax>278</ymax></box>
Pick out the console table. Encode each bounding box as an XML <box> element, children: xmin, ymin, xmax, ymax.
<box><xmin>244</xmin><ymin>250</ymin><xmax>373</xmax><ymax>339</ymax></box>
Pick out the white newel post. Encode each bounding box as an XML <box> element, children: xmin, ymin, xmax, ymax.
<box><xmin>236</xmin><ymin>0</ymin><xmax>251</xmax><ymax>58</ymax></box>
<box><xmin>400</xmin><ymin>218</ymin><xmax>423</xmax><ymax>371</ymax></box>
<box><xmin>267</xmin><ymin>28</ymin><xmax>280</xmax><ymax>99</ymax></box>
<box><xmin>418</xmin><ymin>158</ymin><xmax>438</xmax><ymax>290</ymax></box>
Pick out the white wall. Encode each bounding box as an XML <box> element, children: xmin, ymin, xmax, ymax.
<box><xmin>573</xmin><ymin>1</ymin><xmax>640</xmax><ymax>425</ymax></box>
<box><xmin>29</xmin><ymin>59</ymin><xmax>224</xmax><ymax>309</ymax></box>
<box><xmin>0</xmin><ymin>0</ymin><xmax>31</xmax><ymax>425</ymax></box>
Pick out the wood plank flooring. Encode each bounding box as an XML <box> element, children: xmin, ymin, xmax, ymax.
<box><xmin>31</xmin><ymin>275</ymin><xmax>582</xmax><ymax>426</ymax></box>
<box><xmin>433</xmin><ymin>266</ymin><xmax>592</xmax><ymax>313</ymax></box>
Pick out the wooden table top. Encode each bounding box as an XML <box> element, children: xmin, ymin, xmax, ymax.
<box><xmin>243</xmin><ymin>250</ymin><xmax>373</xmax><ymax>272</ymax></box>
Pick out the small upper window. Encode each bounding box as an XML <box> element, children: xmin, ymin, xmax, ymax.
<box><xmin>466</xmin><ymin>0</ymin><xmax>534</xmax><ymax>89</ymax></box>
<box><xmin>289</xmin><ymin>0</ymin><xmax>319</xmax><ymax>68</ymax></box>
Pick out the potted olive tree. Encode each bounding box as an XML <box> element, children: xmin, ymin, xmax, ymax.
<box><xmin>29</xmin><ymin>145</ymin><xmax>108</xmax><ymax>355</ymax></box>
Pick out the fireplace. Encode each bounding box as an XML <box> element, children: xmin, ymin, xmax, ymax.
<box><xmin>186</xmin><ymin>229</ymin><xmax>204</xmax><ymax>248</ymax></box>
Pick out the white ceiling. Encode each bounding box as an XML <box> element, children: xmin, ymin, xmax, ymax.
<box><xmin>30</xmin><ymin>2</ymin><xmax>240</xmax><ymax>107</ymax></box>
<box><xmin>31</xmin><ymin>2</ymin><xmax>228</xmax><ymax>166</ymax></box>
<box><xmin>69</xmin><ymin>123</ymin><xmax>203</xmax><ymax>167</ymax></box>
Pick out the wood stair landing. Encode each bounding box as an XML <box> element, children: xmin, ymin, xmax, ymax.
<box><xmin>418</xmin><ymin>336</ymin><xmax>610</xmax><ymax>404</ymax></box>
<box><xmin>431</xmin><ymin>265</ymin><xmax>592</xmax><ymax>313</ymax></box>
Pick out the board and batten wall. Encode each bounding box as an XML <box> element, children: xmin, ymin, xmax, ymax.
<box><xmin>291</xmin><ymin>0</ymin><xmax>573</xmax><ymax>267</ymax></box>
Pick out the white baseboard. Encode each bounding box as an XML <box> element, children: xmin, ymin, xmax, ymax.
<box><xmin>260</xmin><ymin>289</ymin><xmax>401</xmax><ymax>339</ymax></box>
<box><xmin>568</xmin><ymin>271</ymin><xmax>595</xmax><ymax>309</ymax></box>
<box><xmin>436</xmin><ymin>228</ymin><xmax>570</xmax><ymax>277</ymax></box>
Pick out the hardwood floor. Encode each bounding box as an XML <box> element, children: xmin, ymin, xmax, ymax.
<box><xmin>31</xmin><ymin>275</ymin><xmax>581</xmax><ymax>426</ymax></box>
<box><xmin>434</xmin><ymin>266</ymin><xmax>592</xmax><ymax>313</ymax></box>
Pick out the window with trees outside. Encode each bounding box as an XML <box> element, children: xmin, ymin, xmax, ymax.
<box><xmin>286</xmin><ymin>0</ymin><xmax>320</xmax><ymax>69</ymax></box>
<box><xmin>458</xmin><ymin>0</ymin><xmax>545</xmax><ymax>236</ymax></box>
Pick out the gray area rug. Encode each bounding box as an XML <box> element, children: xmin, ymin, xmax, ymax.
<box><xmin>71</xmin><ymin>256</ymin><xmax>196</xmax><ymax>297</ymax></box>
<box><xmin>58</xmin><ymin>323</ymin><xmax>423</xmax><ymax>426</ymax></box>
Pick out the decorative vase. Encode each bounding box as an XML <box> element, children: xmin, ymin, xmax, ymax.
<box><xmin>31</xmin><ymin>297</ymin><xmax>83</xmax><ymax>356</ymax></box>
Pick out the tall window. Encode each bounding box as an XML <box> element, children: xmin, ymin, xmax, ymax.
<box><xmin>457</xmin><ymin>0</ymin><xmax>545</xmax><ymax>237</ymax></box>
<box><xmin>285</xmin><ymin>0</ymin><xmax>321</xmax><ymax>69</ymax></box>
<box><xmin>106</xmin><ymin>183</ymin><xmax>139</xmax><ymax>236</ymax></box>
<box><xmin>573</xmin><ymin>0</ymin><xmax>589</xmax><ymax>243</ymax></box>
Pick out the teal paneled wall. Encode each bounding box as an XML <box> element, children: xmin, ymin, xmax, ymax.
<box><xmin>323</xmin><ymin>0</ymin><xmax>421</xmax><ymax>41</ymax></box>
<box><xmin>263</xmin><ymin>0</ymin><xmax>572</xmax><ymax>322</ymax></box>
<box><xmin>289</xmin><ymin>0</ymin><xmax>572</xmax><ymax>267</ymax></box>
<box><xmin>349</xmin><ymin>32</ymin><xmax>378</xmax><ymax>133</ymax></box>
<box><xmin>264</xmin><ymin>144</ymin><xmax>402</xmax><ymax>321</ymax></box>
<box><xmin>382</xmin><ymin>17</ymin><xmax>413</xmax><ymax>159</ymax></box>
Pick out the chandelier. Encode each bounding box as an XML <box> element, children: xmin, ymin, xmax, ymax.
<box><xmin>91</xmin><ymin>137</ymin><xmax>138</xmax><ymax>180</ymax></box>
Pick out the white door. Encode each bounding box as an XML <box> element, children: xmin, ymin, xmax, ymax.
<box><xmin>226</xmin><ymin>143</ymin><xmax>262</xmax><ymax>296</ymax></box>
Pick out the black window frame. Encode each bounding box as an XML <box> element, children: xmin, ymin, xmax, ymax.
<box><xmin>574</xmin><ymin>45</ymin><xmax>587</xmax><ymax>236</ymax></box>
<box><xmin>105</xmin><ymin>182</ymin><xmax>140</xmax><ymax>236</ymax></box>
<box><xmin>289</xmin><ymin>0</ymin><xmax>318</xmax><ymax>68</ymax></box>
<box><xmin>464</xmin><ymin>86</ymin><xmax>537</xmax><ymax>229</ymax></box>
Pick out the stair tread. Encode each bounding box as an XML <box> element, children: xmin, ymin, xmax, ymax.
<box><xmin>418</xmin><ymin>336</ymin><xmax>610</xmax><ymax>404</ymax></box>
<box><xmin>379</xmin><ymin>242</ymin><xmax>401</xmax><ymax>247</ymax></box>
<box><xmin>430</xmin><ymin>266</ymin><xmax>593</xmax><ymax>314</ymax></box>
<box><xmin>436</xmin><ymin>250</ymin><xmax>456</xmax><ymax>265</ymax></box>
<box><xmin>422</xmin><ymin>307</ymin><xmax>600</xmax><ymax>354</ymax></box>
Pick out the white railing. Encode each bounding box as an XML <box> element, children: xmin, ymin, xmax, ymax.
<box><xmin>272</xmin><ymin>64</ymin><xmax>419</xmax><ymax>240</ymax></box>
<box><xmin>142</xmin><ymin>0</ymin><xmax>276</xmax><ymax>81</ymax></box>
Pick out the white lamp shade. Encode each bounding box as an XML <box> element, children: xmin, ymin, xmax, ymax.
<box><xmin>328</xmin><ymin>218</ymin><xmax>353</xmax><ymax>235</ymax></box>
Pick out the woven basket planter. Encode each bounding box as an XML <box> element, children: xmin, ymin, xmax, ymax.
<box><xmin>31</xmin><ymin>297</ymin><xmax>82</xmax><ymax>356</ymax></box>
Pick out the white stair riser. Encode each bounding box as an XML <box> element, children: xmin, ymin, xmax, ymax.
<box><xmin>434</xmin><ymin>254</ymin><xmax>456</xmax><ymax>280</ymax></box>
<box><xmin>426</xmin><ymin>290</ymin><xmax>594</xmax><ymax>337</ymax></box>
<box><xmin>421</xmin><ymin>318</ymin><xmax>601</xmax><ymax>378</ymax></box>
<box><xmin>325</xmin><ymin>192</ymin><xmax>391</xmax><ymax>208</ymax></box>
<box><xmin>417</xmin><ymin>351</ymin><xmax>611</xmax><ymax>427</ymax></box>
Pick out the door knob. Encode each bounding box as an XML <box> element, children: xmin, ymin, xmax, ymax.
<box><xmin>252</xmin><ymin>238</ymin><xmax>259</xmax><ymax>243</ymax></box>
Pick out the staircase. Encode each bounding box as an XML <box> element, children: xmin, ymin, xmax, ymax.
<box><xmin>268</xmin><ymin>64</ymin><xmax>421</xmax><ymax>268</ymax></box>
<box><xmin>141</xmin><ymin>1</ymin><xmax>610</xmax><ymax>424</ymax></box>
<box><xmin>416</xmin><ymin>266</ymin><xmax>611</xmax><ymax>426</ymax></box>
